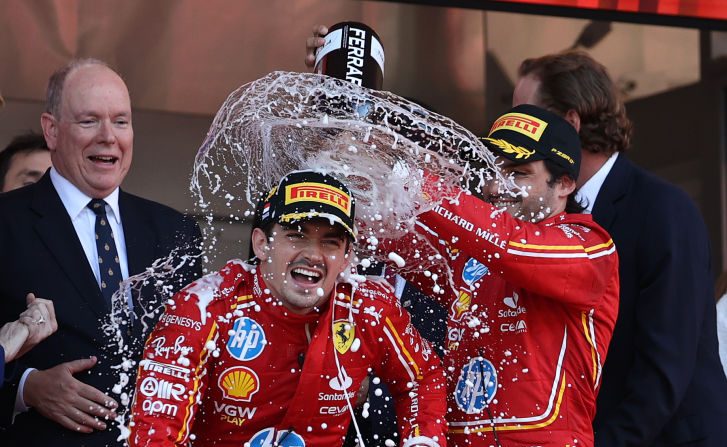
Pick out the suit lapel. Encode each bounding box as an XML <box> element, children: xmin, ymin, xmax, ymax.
<box><xmin>119</xmin><ymin>191</ymin><xmax>156</xmax><ymax>278</ymax></box>
<box><xmin>592</xmin><ymin>154</ymin><xmax>633</xmax><ymax>232</ymax></box>
<box><xmin>31</xmin><ymin>174</ymin><xmax>108</xmax><ymax>318</ymax></box>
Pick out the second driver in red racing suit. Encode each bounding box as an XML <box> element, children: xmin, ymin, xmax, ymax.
<box><xmin>382</xmin><ymin>105</ymin><xmax>619</xmax><ymax>446</ymax></box>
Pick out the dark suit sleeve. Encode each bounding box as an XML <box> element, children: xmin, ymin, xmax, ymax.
<box><xmin>0</xmin><ymin>346</ymin><xmax>5</xmax><ymax>384</ymax></box>
<box><xmin>594</xmin><ymin>191</ymin><xmax>714</xmax><ymax>446</ymax></box>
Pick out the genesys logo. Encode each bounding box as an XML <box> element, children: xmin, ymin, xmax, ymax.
<box><xmin>140</xmin><ymin>359</ymin><xmax>190</xmax><ymax>380</ymax></box>
<box><xmin>159</xmin><ymin>313</ymin><xmax>202</xmax><ymax>331</ymax></box>
<box><xmin>139</xmin><ymin>377</ymin><xmax>186</xmax><ymax>401</ymax></box>
<box><xmin>227</xmin><ymin>317</ymin><xmax>266</xmax><ymax>361</ymax></box>
<box><xmin>218</xmin><ymin>366</ymin><xmax>259</xmax><ymax>402</ymax></box>
<box><xmin>248</xmin><ymin>427</ymin><xmax>305</xmax><ymax>447</ymax></box>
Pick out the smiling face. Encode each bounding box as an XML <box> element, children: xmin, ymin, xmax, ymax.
<box><xmin>41</xmin><ymin>64</ymin><xmax>133</xmax><ymax>198</ymax></box>
<box><xmin>252</xmin><ymin>220</ymin><xmax>352</xmax><ymax>314</ymax></box>
<box><xmin>485</xmin><ymin>157</ymin><xmax>572</xmax><ymax>223</ymax></box>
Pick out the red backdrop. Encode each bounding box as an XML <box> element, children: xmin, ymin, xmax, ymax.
<box><xmin>495</xmin><ymin>0</ymin><xmax>727</xmax><ymax>20</ymax></box>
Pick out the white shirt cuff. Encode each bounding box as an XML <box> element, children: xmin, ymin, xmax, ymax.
<box><xmin>14</xmin><ymin>367</ymin><xmax>36</xmax><ymax>416</ymax></box>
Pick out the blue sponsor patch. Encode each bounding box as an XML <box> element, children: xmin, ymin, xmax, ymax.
<box><xmin>454</xmin><ymin>357</ymin><xmax>497</xmax><ymax>414</ymax></box>
<box><xmin>462</xmin><ymin>258</ymin><xmax>489</xmax><ymax>286</ymax></box>
<box><xmin>248</xmin><ymin>428</ymin><xmax>305</xmax><ymax>447</ymax></box>
<box><xmin>226</xmin><ymin>317</ymin><xmax>266</xmax><ymax>361</ymax></box>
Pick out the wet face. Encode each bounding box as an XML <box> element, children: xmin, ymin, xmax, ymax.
<box><xmin>252</xmin><ymin>220</ymin><xmax>352</xmax><ymax>314</ymax></box>
<box><xmin>512</xmin><ymin>74</ymin><xmax>542</xmax><ymax>107</ymax></box>
<box><xmin>2</xmin><ymin>149</ymin><xmax>52</xmax><ymax>192</ymax></box>
<box><xmin>485</xmin><ymin>158</ymin><xmax>570</xmax><ymax>222</ymax></box>
<box><xmin>41</xmin><ymin>64</ymin><xmax>133</xmax><ymax>198</ymax></box>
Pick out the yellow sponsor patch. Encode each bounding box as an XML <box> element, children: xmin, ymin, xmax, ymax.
<box><xmin>285</xmin><ymin>182</ymin><xmax>352</xmax><ymax>215</ymax></box>
<box><xmin>218</xmin><ymin>366</ymin><xmax>259</xmax><ymax>402</ymax></box>
<box><xmin>484</xmin><ymin>138</ymin><xmax>536</xmax><ymax>160</ymax></box>
<box><xmin>489</xmin><ymin>112</ymin><xmax>547</xmax><ymax>142</ymax></box>
<box><xmin>333</xmin><ymin>319</ymin><xmax>355</xmax><ymax>354</ymax></box>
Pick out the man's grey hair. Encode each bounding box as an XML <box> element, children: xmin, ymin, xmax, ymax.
<box><xmin>45</xmin><ymin>58</ymin><xmax>112</xmax><ymax>117</ymax></box>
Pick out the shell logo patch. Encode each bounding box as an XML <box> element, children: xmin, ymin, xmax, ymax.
<box><xmin>333</xmin><ymin>319</ymin><xmax>355</xmax><ymax>354</ymax></box>
<box><xmin>218</xmin><ymin>366</ymin><xmax>259</xmax><ymax>402</ymax></box>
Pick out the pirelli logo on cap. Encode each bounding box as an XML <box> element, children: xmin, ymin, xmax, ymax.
<box><xmin>489</xmin><ymin>112</ymin><xmax>547</xmax><ymax>142</ymax></box>
<box><xmin>285</xmin><ymin>182</ymin><xmax>352</xmax><ymax>215</ymax></box>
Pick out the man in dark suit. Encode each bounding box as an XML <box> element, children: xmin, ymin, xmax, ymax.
<box><xmin>515</xmin><ymin>50</ymin><xmax>727</xmax><ymax>446</ymax></box>
<box><xmin>0</xmin><ymin>59</ymin><xmax>202</xmax><ymax>446</ymax></box>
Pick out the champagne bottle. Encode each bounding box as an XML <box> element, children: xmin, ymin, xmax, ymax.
<box><xmin>314</xmin><ymin>21</ymin><xmax>385</xmax><ymax>90</ymax></box>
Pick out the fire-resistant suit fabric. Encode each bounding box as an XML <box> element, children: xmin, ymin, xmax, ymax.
<box><xmin>127</xmin><ymin>259</ymin><xmax>446</xmax><ymax>447</ymax></box>
<box><xmin>392</xmin><ymin>186</ymin><xmax>619</xmax><ymax>447</ymax></box>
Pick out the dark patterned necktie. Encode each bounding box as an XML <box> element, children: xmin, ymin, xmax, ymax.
<box><xmin>88</xmin><ymin>199</ymin><xmax>122</xmax><ymax>307</ymax></box>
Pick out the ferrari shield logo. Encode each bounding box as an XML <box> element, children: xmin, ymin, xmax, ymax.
<box><xmin>333</xmin><ymin>320</ymin><xmax>355</xmax><ymax>354</ymax></box>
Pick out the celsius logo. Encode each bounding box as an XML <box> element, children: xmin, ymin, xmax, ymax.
<box><xmin>500</xmin><ymin>320</ymin><xmax>527</xmax><ymax>334</ymax></box>
<box><xmin>329</xmin><ymin>367</ymin><xmax>353</xmax><ymax>391</ymax></box>
<box><xmin>218</xmin><ymin>366</ymin><xmax>260</xmax><ymax>402</ymax></box>
<box><xmin>248</xmin><ymin>428</ymin><xmax>305</xmax><ymax>447</ymax></box>
<box><xmin>226</xmin><ymin>317</ymin><xmax>266</xmax><ymax>361</ymax></box>
<box><xmin>454</xmin><ymin>357</ymin><xmax>497</xmax><ymax>414</ymax></box>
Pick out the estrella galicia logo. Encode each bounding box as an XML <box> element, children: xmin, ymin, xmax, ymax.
<box><xmin>462</xmin><ymin>258</ymin><xmax>489</xmax><ymax>287</ymax></box>
<box><xmin>226</xmin><ymin>317</ymin><xmax>266</xmax><ymax>361</ymax></box>
<box><xmin>454</xmin><ymin>357</ymin><xmax>497</xmax><ymax>414</ymax></box>
<box><xmin>248</xmin><ymin>428</ymin><xmax>305</xmax><ymax>447</ymax></box>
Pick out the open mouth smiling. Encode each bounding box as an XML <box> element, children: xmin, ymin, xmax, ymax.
<box><xmin>488</xmin><ymin>196</ymin><xmax>520</xmax><ymax>209</ymax></box>
<box><xmin>290</xmin><ymin>267</ymin><xmax>323</xmax><ymax>285</ymax></box>
<box><xmin>88</xmin><ymin>155</ymin><xmax>119</xmax><ymax>165</ymax></box>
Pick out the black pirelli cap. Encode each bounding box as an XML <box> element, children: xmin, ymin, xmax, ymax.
<box><xmin>481</xmin><ymin>104</ymin><xmax>581</xmax><ymax>180</ymax></box>
<box><xmin>253</xmin><ymin>170</ymin><xmax>356</xmax><ymax>239</ymax></box>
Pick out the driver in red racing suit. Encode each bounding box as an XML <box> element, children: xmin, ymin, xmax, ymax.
<box><xmin>383</xmin><ymin>105</ymin><xmax>619</xmax><ymax>446</ymax></box>
<box><xmin>128</xmin><ymin>171</ymin><xmax>446</xmax><ymax>447</ymax></box>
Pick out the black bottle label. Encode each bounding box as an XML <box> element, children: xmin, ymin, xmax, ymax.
<box><xmin>314</xmin><ymin>22</ymin><xmax>385</xmax><ymax>90</ymax></box>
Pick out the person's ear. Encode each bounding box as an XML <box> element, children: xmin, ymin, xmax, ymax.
<box><xmin>40</xmin><ymin>112</ymin><xmax>58</xmax><ymax>150</ymax></box>
<box><xmin>251</xmin><ymin>228</ymin><xmax>270</xmax><ymax>261</ymax></box>
<box><xmin>564</xmin><ymin>109</ymin><xmax>581</xmax><ymax>133</ymax></box>
<box><xmin>556</xmin><ymin>175</ymin><xmax>576</xmax><ymax>199</ymax></box>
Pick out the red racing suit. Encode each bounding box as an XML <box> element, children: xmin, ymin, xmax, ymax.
<box><xmin>391</xmin><ymin>186</ymin><xmax>619</xmax><ymax>447</ymax></box>
<box><xmin>128</xmin><ymin>259</ymin><xmax>446</xmax><ymax>447</ymax></box>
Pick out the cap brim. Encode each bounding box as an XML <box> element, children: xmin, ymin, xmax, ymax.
<box><xmin>279</xmin><ymin>211</ymin><xmax>356</xmax><ymax>240</ymax></box>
